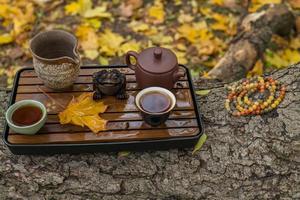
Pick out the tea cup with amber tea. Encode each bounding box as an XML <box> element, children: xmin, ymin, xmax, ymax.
<box><xmin>6</xmin><ymin>100</ymin><xmax>47</xmax><ymax>135</ymax></box>
<box><xmin>135</xmin><ymin>87</ymin><xmax>176</xmax><ymax>126</ymax></box>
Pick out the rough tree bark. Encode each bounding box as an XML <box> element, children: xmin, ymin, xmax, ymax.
<box><xmin>0</xmin><ymin>64</ymin><xmax>299</xmax><ymax>199</ymax></box>
<box><xmin>207</xmin><ymin>4</ymin><xmax>295</xmax><ymax>81</ymax></box>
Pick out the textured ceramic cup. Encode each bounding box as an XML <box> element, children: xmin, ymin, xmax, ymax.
<box><xmin>5</xmin><ymin>100</ymin><xmax>47</xmax><ymax>135</ymax></box>
<box><xmin>30</xmin><ymin>30</ymin><xmax>81</xmax><ymax>90</ymax></box>
<box><xmin>135</xmin><ymin>87</ymin><xmax>176</xmax><ymax>126</ymax></box>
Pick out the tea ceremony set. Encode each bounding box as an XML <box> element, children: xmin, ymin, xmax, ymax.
<box><xmin>3</xmin><ymin>30</ymin><xmax>285</xmax><ymax>155</ymax></box>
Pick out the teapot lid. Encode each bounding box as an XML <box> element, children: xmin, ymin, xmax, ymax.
<box><xmin>138</xmin><ymin>47</ymin><xmax>178</xmax><ymax>74</ymax></box>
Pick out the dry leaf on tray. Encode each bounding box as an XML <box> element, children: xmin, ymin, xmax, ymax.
<box><xmin>58</xmin><ymin>93</ymin><xmax>108</xmax><ymax>133</ymax></box>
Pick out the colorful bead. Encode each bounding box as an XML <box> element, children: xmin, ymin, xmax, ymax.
<box><xmin>225</xmin><ymin>76</ymin><xmax>286</xmax><ymax>117</ymax></box>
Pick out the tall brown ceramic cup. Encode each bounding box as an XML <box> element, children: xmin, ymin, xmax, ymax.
<box><xmin>30</xmin><ymin>30</ymin><xmax>81</xmax><ymax>90</ymax></box>
<box><xmin>125</xmin><ymin>47</ymin><xmax>185</xmax><ymax>90</ymax></box>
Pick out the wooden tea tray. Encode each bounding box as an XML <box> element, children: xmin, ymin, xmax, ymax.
<box><xmin>3</xmin><ymin>65</ymin><xmax>203</xmax><ymax>154</ymax></box>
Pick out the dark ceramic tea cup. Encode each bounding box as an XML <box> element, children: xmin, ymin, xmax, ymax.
<box><xmin>135</xmin><ymin>87</ymin><xmax>176</xmax><ymax>127</ymax></box>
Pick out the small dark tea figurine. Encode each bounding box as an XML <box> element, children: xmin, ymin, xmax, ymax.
<box><xmin>93</xmin><ymin>69</ymin><xmax>128</xmax><ymax>100</ymax></box>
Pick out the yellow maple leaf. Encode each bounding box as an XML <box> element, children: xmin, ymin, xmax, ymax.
<box><xmin>65</xmin><ymin>2</ymin><xmax>81</xmax><ymax>15</ymax></box>
<box><xmin>202</xmin><ymin>71</ymin><xmax>212</xmax><ymax>79</ymax></box>
<box><xmin>173</xmin><ymin>50</ymin><xmax>188</xmax><ymax>64</ymax></box>
<box><xmin>176</xmin><ymin>20</ymin><xmax>227</xmax><ymax>56</ymax></box>
<box><xmin>281</xmin><ymin>49</ymin><xmax>300</xmax><ymax>64</ymax></box>
<box><xmin>159</xmin><ymin>44</ymin><xmax>173</xmax><ymax>51</ymax></box>
<box><xmin>13</xmin><ymin>3</ymin><xmax>35</xmax><ymax>36</ymax></box>
<box><xmin>194</xmin><ymin>21</ymin><xmax>208</xmax><ymax>30</ymax></box>
<box><xmin>149</xmin><ymin>33</ymin><xmax>173</xmax><ymax>45</ymax></box>
<box><xmin>200</xmin><ymin>8</ymin><xmax>238</xmax><ymax>35</ymax></box>
<box><xmin>195</xmin><ymin>37</ymin><xmax>226</xmax><ymax>56</ymax></box>
<box><xmin>250</xmin><ymin>0</ymin><xmax>282</xmax><ymax>12</ymax></box>
<box><xmin>211</xmin><ymin>22</ymin><xmax>227</xmax><ymax>31</ymax></box>
<box><xmin>266</xmin><ymin>48</ymin><xmax>300</xmax><ymax>69</ymax></box>
<box><xmin>265</xmin><ymin>50</ymin><xmax>289</xmax><ymax>68</ymax></box>
<box><xmin>176</xmin><ymin>21</ymin><xmax>211</xmax><ymax>43</ymax></box>
<box><xmin>178</xmin><ymin>12</ymin><xmax>194</xmax><ymax>24</ymax></box>
<box><xmin>0</xmin><ymin>2</ymin><xmax>35</xmax><ymax>40</ymax></box>
<box><xmin>289</xmin><ymin>37</ymin><xmax>300</xmax><ymax>49</ymax></box>
<box><xmin>199</xmin><ymin>7</ymin><xmax>213</xmax><ymax>16</ymax></box>
<box><xmin>75</xmin><ymin>24</ymin><xmax>99</xmax><ymax>59</ymax></box>
<box><xmin>128</xmin><ymin>21</ymin><xmax>158</xmax><ymax>36</ymax></box>
<box><xmin>147</xmin><ymin>0</ymin><xmax>165</xmax><ymax>24</ymax></box>
<box><xmin>84</xmin><ymin>18</ymin><xmax>102</xmax><ymax>29</ymax></box>
<box><xmin>177</xmin><ymin>24</ymin><xmax>199</xmax><ymax>43</ymax></box>
<box><xmin>83</xmin><ymin>5</ymin><xmax>112</xmax><ymax>19</ymax></box>
<box><xmin>209</xmin><ymin>0</ymin><xmax>224</xmax><ymax>6</ymax></box>
<box><xmin>176</xmin><ymin>43</ymin><xmax>187</xmax><ymax>51</ymax></box>
<box><xmin>98</xmin><ymin>29</ymin><xmax>125</xmax><ymax>56</ymax></box>
<box><xmin>128</xmin><ymin>21</ymin><xmax>149</xmax><ymax>32</ymax></box>
<box><xmin>81</xmin><ymin>116</ymin><xmax>106</xmax><ymax>133</ymax></box>
<box><xmin>199</xmin><ymin>29</ymin><xmax>213</xmax><ymax>41</ymax></box>
<box><xmin>118</xmin><ymin>40</ymin><xmax>141</xmax><ymax>56</ymax></box>
<box><xmin>143</xmin><ymin>27</ymin><xmax>158</xmax><ymax>36</ymax></box>
<box><xmin>247</xmin><ymin>59</ymin><xmax>264</xmax><ymax>77</ymax></box>
<box><xmin>0</xmin><ymin>33</ymin><xmax>13</xmax><ymax>45</ymax></box>
<box><xmin>65</xmin><ymin>0</ymin><xmax>111</xmax><ymax>19</ymax></box>
<box><xmin>202</xmin><ymin>59</ymin><xmax>217</xmax><ymax>68</ymax></box>
<box><xmin>84</xmin><ymin>50</ymin><xmax>99</xmax><ymax>60</ymax></box>
<box><xmin>66</xmin><ymin>0</ymin><xmax>92</xmax><ymax>16</ymax></box>
<box><xmin>209</xmin><ymin>13</ymin><xmax>238</xmax><ymax>35</ymax></box>
<box><xmin>98</xmin><ymin>56</ymin><xmax>109</xmax><ymax>65</ymax></box>
<box><xmin>59</xmin><ymin>93</ymin><xmax>107</xmax><ymax>133</ymax></box>
<box><xmin>0</xmin><ymin>4</ymin><xmax>10</xmax><ymax>24</ymax></box>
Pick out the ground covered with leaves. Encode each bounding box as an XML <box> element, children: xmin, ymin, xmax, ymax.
<box><xmin>0</xmin><ymin>0</ymin><xmax>300</xmax><ymax>87</ymax></box>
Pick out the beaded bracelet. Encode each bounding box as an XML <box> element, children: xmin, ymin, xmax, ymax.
<box><xmin>225</xmin><ymin>76</ymin><xmax>286</xmax><ymax>116</ymax></box>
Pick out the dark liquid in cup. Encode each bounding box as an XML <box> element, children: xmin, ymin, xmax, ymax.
<box><xmin>12</xmin><ymin>105</ymin><xmax>42</xmax><ymax>126</ymax></box>
<box><xmin>140</xmin><ymin>92</ymin><xmax>171</xmax><ymax>113</ymax></box>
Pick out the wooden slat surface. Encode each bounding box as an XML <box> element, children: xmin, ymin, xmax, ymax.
<box><xmin>15</xmin><ymin>90</ymin><xmax>194</xmax><ymax>114</ymax></box>
<box><xmin>18</xmin><ymin>67</ymin><xmax>188</xmax><ymax>85</ymax></box>
<box><xmin>20</xmin><ymin>67</ymin><xmax>136</xmax><ymax>77</ymax></box>
<box><xmin>8</xmin><ymin>66</ymin><xmax>200</xmax><ymax>145</ymax></box>
<box><xmin>16</xmin><ymin>81</ymin><xmax>189</xmax><ymax>93</ymax></box>
<box><xmin>18</xmin><ymin>75</ymin><xmax>187</xmax><ymax>85</ymax></box>
<box><xmin>42</xmin><ymin>110</ymin><xmax>196</xmax><ymax>123</ymax></box>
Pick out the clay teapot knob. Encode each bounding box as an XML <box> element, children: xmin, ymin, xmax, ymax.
<box><xmin>154</xmin><ymin>48</ymin><xmax>162</xmax><ymax>59</ymax></box>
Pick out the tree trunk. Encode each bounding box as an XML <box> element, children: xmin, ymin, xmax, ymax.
<box><xmin>0</xmin><ymin>64</ymin><xmax>299</xmax><ymax>199</ymax></box>
<box><xmin>207</xmin><ymin>4</ymin><xmax>295</xmax><ymax>82</ymax></box>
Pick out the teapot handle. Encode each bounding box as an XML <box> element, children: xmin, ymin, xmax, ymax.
<box><xmin>125</xmin><ymin>51</ymin><xmax>139</xmax><ymax>71</ymax></box>
<box><xmin>173</xmin><ymin>67</ymin><xmax>186</xmax><ymax>83</ymax></box>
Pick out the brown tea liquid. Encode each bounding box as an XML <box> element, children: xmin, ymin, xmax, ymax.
<box><xmin>140</xmin><ymin>92</ymin><xmax>171</xmax><ymax>113</ymax></box>
<box><xmin>12</xmin><ymin>105</ymin><xmax>42</xmax><ymax>126</ymax></box>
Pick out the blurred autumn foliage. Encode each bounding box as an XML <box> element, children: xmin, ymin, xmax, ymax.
<box><xmin>0</xmin><ymin>0</ymin><xmax>300</xmax><ymax>88</ymax></box>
